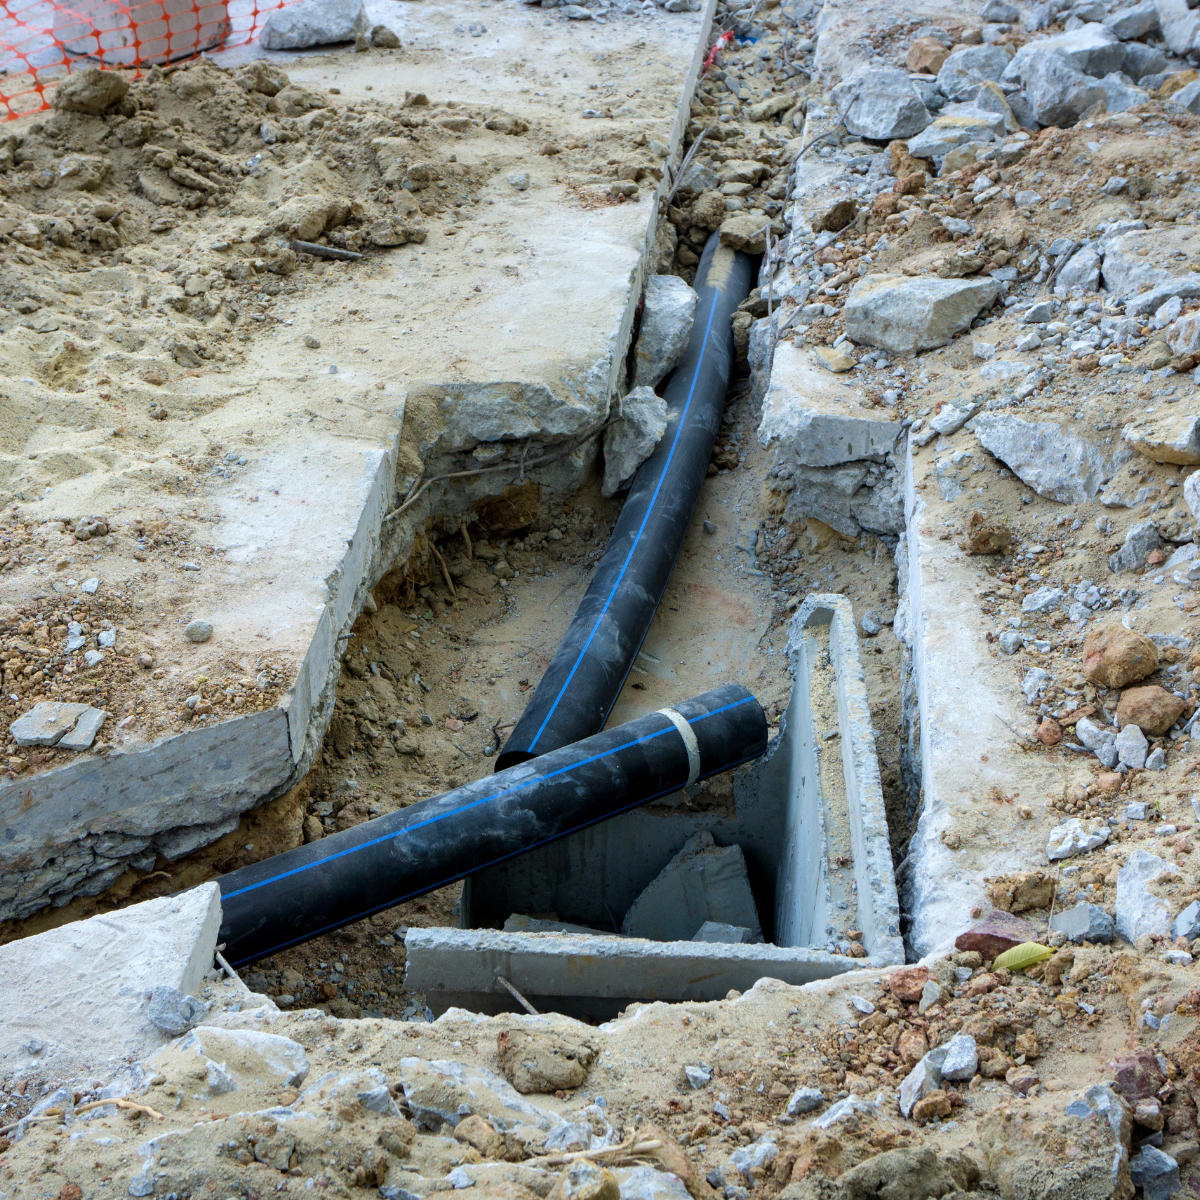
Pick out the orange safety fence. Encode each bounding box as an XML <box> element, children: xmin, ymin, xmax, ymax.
<box><xmin>1</xmin><ymin>0</ymin><xmax>297</xmax><ymax>119</ymax></box>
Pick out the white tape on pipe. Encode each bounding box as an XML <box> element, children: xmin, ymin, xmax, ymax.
<box><xmin>657</xmin><ymin>706</ymin><xmax>700</xmax><ymax>787</ymax></box>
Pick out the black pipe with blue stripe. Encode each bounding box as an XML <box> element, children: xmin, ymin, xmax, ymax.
<box><xmin>216</xmin><ymin>684</ymin><xmax>766</xmax><ymax>965</ymax></box>
<box><xmin>496</xmin><ymin>232</ymin><xmax>754</xmax><ymax>769</ymax></box>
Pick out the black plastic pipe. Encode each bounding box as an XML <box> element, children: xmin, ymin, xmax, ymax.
<box><xmin>217</xmin><ymin>683</ymin><xmax>767</xmax><ymax>966</ymax></box>
<box><xmin>496</xmin><ymin>233</ymin><xmax>755</xmax><ymax>770</ymax></box>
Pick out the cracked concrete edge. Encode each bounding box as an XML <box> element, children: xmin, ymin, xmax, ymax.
<box><xmin>0</xmin><ymin>10</ymin><xmax>721</xmax><ymax>923</ymax></box>
<box><xmin>790</xmin><ymin>594</ymin><xmax>905</xmax><ymax>967</ymax></box>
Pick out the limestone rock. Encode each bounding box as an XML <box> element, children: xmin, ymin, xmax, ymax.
<box><xmin>1082</xmin><ymin>623</ymin><xmax>1159</xmax><ymax>688</ymax></box>
<box><xmin>1158</xmin><ymin>0</ymin><xmax>1200</xmax><ymax>56</ymax></box>
<box><xmin>1108</xmin><ymin>520</ymin><xmax>1162</xmax><ymax>574</ymax></box>
<box><xmin>1129</xmin><ymin>1146</ymin><xmax>1180</xmax><ymax>1200</ymax></box>
<box><xmin>1006</xmin><ymin>24</ymin><xmax>1125</xmax><ymax>81</ymax></box>
<box><xmin>1055</xmin><ymin>244</ymin><xmax>1102</xmax><ymax>294</ymax></box>
<box><xmin>1116</xmin><ymin>849</ymin><xmax>1180</xmax><ymax>942</ymax></box>
<box><xmin>147</xmin><ymin>985</ymin><xmax>210</xmax><ymax>1035</ymax></box>
<box><xmin>973</xmin><ymin>414</ymin><xmax>1105</xmax><ymax>504</ymax></box>
<box><xmin>52</xmin><ymin>67</ymin><xmax>129</xmax><ymax>115</ymax></box>
<box><xmin>633</xmin><ymin>275</ymin><xmax>697</xmax><ymax>389</ymax></box>
<box><xmin>1117</xmin><ymin>685</ymin><xmax>1184</xmax><ymax>736</ymax></box>
<box><xmin>1106</xmin><ymin>1</ymin><xmax>1161</xmax><ymax>38</ymax></box>
<box><xmin>1020</xmin><ymin>50</ymin><xmax>1107</xmax><ymax>126</ymax></box>
<box><xmin>936</xmin><ymin>45</ymin><xmax>1010</xmax><ymax>103</ymax></box>
<box><xmin>1172</xmin><ymin>900</ymin><xmax>1200</xmax><ymax>941</ymax></box>
<box><xmin>1050</xmin><ymin>902</ymin><xmax>1114</xmax><ymax>944</ymax></box>
<box><xmin>1047</xmin><ymin>818</ymin><xmax>1110</xmax><ymax>861</ymax></box>
<box><xmin>1115</xmin><ymin>723</ymin><xmax>1148</xmax><ymax>769</ymax></box>
<box><xmin>496</xmin><ymin>1028</ymin><xmax>597</xmax><ymax>1095</ymax></box>
<box><xmin>899</xmin><ymin>1046</ymin><xmax>947</xmax><ymax>1117</ymax></box>
<box><xmin>844</xmin><ymin>274</ymin><xmax>999</xmax><ymax>353</ymax></box>
<box><xmin>621</xmin><ymin>830</ymin><xmax>762</xmax><ymax>942</ymax></box>
<box><xmin>1075</xmin><ymin>715</ymin><xmax>1117</xmax><ymax>758</ymax></box>
<box><xmin>549</xmin><ymin>1160</ymin><xmax>620</xmax><ymax>1200</ymax></box>
<box><xmin>1098</xmin><ymin>72</ymin><xmax>1150</xmax><ymax>114</ymax></box>
<box><xmin>1187</xmin><ymin>469</ymin><xmax>1200</xmax><ymax>526</ymax></box>
<box><xmin>1123</xmin><ymin>410</ymin><xmax>1200</xmax><ymax>465</ymax></box>
<box><xmin>940</xmin><ymin>1034</ymin><xmax>979</xmax><ymax>1082</ymax></box>
<box><xmin>58</xmin><ymin>706</ymin><xmax>107</xmax><ymax>751</ymax></box>
<box><xmin>906</xmin><ymin>111</ymin><xmax>1005</xmax><ymax>165</ymax></box>
<box><xmin>602</xmin><ymin>387</ymin><xmax>668</xmax><ymax>498</ymax></box>
<box><xmin>261</xmin><ymin>0</ymin><xmax>369</xmax><ymax>49</ymax></box>
<box><xmin>787</xmin><ymin>1087</ymin><xmax>824</xmax><ymax>1115</ymax></box>
<box><xmin>830</xmin><ymin>68</ymin><xmax>932</xmax><ymax>141</ymax></box>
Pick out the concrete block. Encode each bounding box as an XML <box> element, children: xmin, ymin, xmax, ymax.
<box><xmin>0</xmin><ymin>0</ymin><xmax>717</xmax><ymax>923</ymax></box>
<box><xmin>621</xmin><ymin>830</ymin><xmax>762</xmax><ymax>942</ymax></box>
<box><xmin>0</xmin><ymin>882</ymin><xmax>221</xmax><ymax>1083</ymax></box>
<box><xmin>405</xmin><ymin>927</ymin><xmax>867</xmax><ymax>1018</ymax></box>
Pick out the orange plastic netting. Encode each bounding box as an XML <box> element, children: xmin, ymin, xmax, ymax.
<box><xmin>1</xmin><ymin>0</ymin><xmax>294</xmax><ymax>119</ymax></box>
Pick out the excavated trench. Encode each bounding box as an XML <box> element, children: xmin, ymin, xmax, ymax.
<box><xmin>0</xmin><ymin>0</ymin><xmax>917</xmax><ymax>1030</ymax></box>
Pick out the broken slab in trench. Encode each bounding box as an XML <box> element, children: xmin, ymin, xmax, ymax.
<box><xmin>758</xmin><ymin>341</ymin><xmax>904</xmax><ymax>539</ymax></box>
<box><xmin>406</xmin><ymin>595</ymin><xmax>902</xmax><ymax>1019</ymax></box>
<box><xmin>0</xmin><ymin>0</ymin><xmax>717</xmax><ymax>921</ymax></box>
<box><xmin>0</xmin><ymin>882</ymin><xmax>221</xmax><ymax>1084</ymax></box>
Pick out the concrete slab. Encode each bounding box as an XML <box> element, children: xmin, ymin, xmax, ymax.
<box><xmin>0</xmin><ymin>882</ymin><xmax>221</xmax><ymax>1083</ymax></box>
<box><xmin>0</xmin><ymin>0</ymin><xmax>717</xmax><ymax>920</ymax></box>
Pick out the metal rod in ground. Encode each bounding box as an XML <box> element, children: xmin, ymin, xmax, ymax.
<box><xmin>216</xmin><ymin>684</ymin><xmax>767</xmax><ymax>966</ymax></box>
<box><xmin>290</xmin><ymin>240</ymin><xmax>363</xmax><ymax>261</ymax></box>
<box><xmin>496</xmin><ymin>233</ymin><xmax>754</xmax><ymax>770</ymax></box>
<box><xmin>496</xmin><ymin>975</ymin><xmax>539</xmax><ymax>1014</ymax></box>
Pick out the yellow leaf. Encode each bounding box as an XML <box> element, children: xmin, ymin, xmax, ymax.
<box><xmin>993</xmin><ymin>942</ymin><xmax>1053</xmax><ymax>972</ymax></box>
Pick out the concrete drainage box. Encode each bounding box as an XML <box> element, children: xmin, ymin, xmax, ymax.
<box><xmin>405</xmin><ymin>594</ymin><xmax>902</xmax><ymax>1019</ymax></box>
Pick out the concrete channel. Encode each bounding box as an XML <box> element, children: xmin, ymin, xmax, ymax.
<box><xmin>407</xmin><ymin>595</ymin><xmax>902</xmax><ymax>1018</ymax></box>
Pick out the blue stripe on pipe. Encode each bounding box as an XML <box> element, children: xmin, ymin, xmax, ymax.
<box><xmin>523</xmin><ymin>278</ymin><xmax>725</xmax><ymax>753</ymax></box>
<box><xmin>226</xmin><ymin>746</ymin><xmax>764</xmax><ymax>964</ymax></box>
<box><xmin>222</xmin><ymin>694</ymin><xmax>754</xmax><ymax>902</ymax></box>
